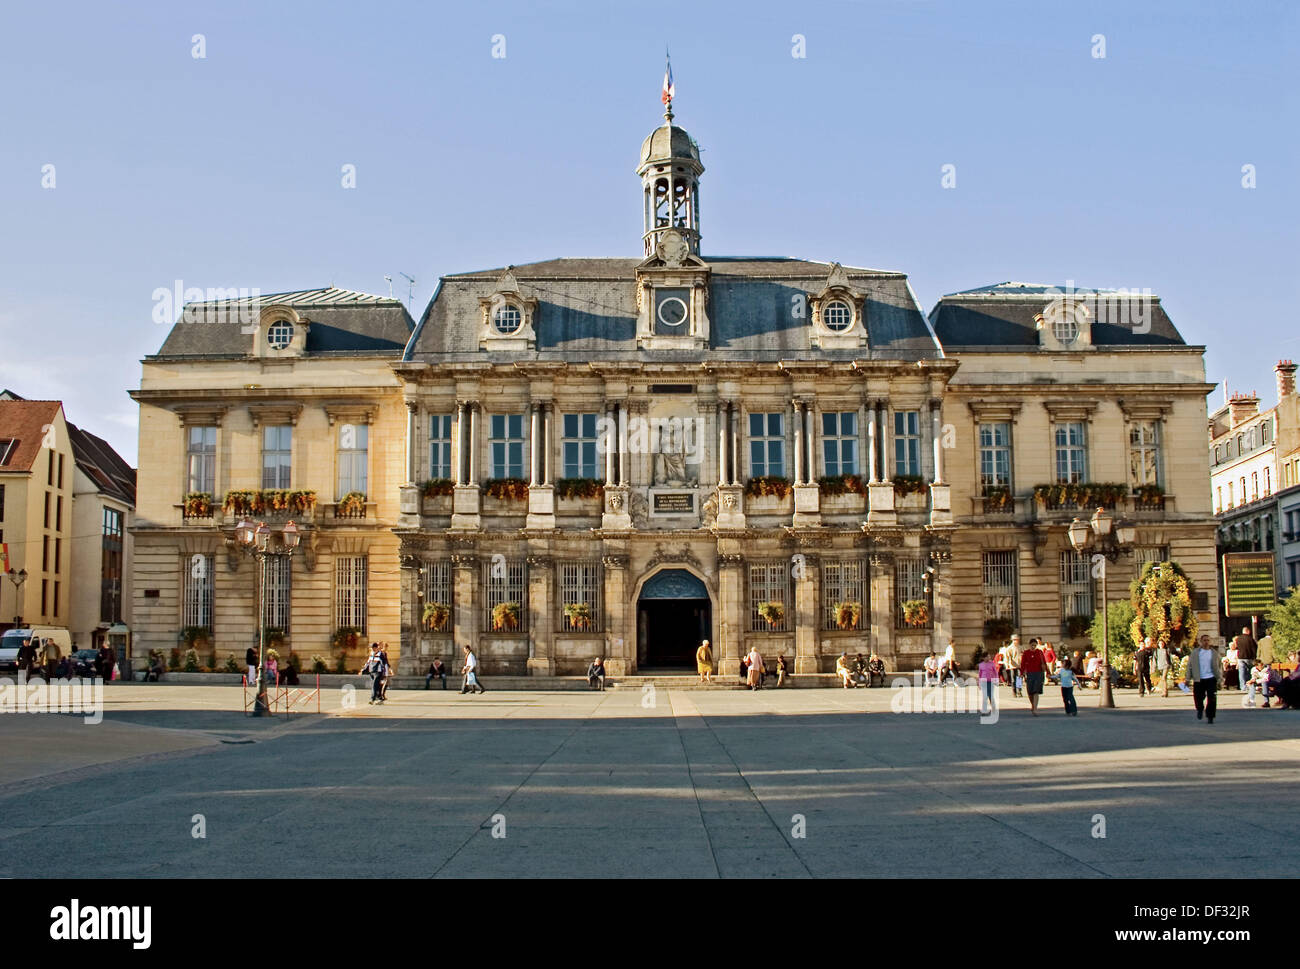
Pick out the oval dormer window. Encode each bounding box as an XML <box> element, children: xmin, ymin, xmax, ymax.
<box><xmin>823</xmin><ymin>299</ymin><xmax>853</xmax><ymax>332</ymax></box>
<box><xmin>267</xmin><ymin>321</ymin><xmax>293</xmax><ymax>349</ymax></box>
<box><xmin>1052</xmin><ymin>314</ymin><xmax>1079</xmax><ymax>345</ymax></box>
<box><xmin>493</xmin><ymin>304</ymin><xmax>522</xmax><ymax>335</ymax></box>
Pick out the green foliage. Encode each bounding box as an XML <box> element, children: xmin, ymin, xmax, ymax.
<box><xmin>555</xmin><ymin>477</ymin><xmax>603</xmax><ymax>500</ymax></box>
<box><xmin>334</xmin><ymin>654</ymin><xmax>348</xmax><ymax>674</ymax></box>
<box><xmin>970</xmin><ymin>644</ymin><xmax>987</xmax><ymax>668</ymax></box>
<box><xmin>745</xmin><ymin>476</ymin><xmax>793</xmax><ymax>499</ymax></box>
<box><xmin>168</xmin><ymin>647</ymin><xmax>182</xmax><ymax>671</ymax></box>
<box><xmin>183</xmin><ymin>648</ymin><xmax>200</xmax><ymax>672</ymax></box>
<box><xmin>1090</xmin><ymin>598</ymin><xmax>1139</xmax><ymax>664</ymax></box>
<box><xmin>1032</xmin><ymin>482</ymin><xmax>1128</xmax><ymax>509</ymax></box>
<box><xmin>483</xmin><ymin>478</ymin><xmax>528</xmax><ymax>500</ymax></box>
<box><xmin>223</xmin><ymin>655</ymin><xmax>240</xmax><ymax>674</ymax></box>
<box><xmin>1130</xmin><ymin>560</ymin><xmax>1198</xmax><ymax>651</ymax></box>
<box><xmin>818</xmin><ymin>474</ymin><xmax>866</xmax><ymax>497</ymax></box>
<box><xmin>311</xmin><ymin>655</ymin><xmax>328</xmax><ymax>674</ymax></box>
<box><xmin>1265</xmin><ymin>588</ymin><xmax>1300</xmax><ymax>655</ymax></box>
<box><xmin>420</xmin><ymin>478</ymin><xmax>455</xmax><ymax>498</ymax></box>
<box><xmin>891</xmin><ymin>474</ymin><xmax>927</xmax><ymax>497</ymax></box>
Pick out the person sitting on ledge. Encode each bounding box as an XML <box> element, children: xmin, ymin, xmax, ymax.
<box><xmin>867</xmin><ymin>653</ymin><xmax>886</xmax><ymax>687</ymax></box>
<box><xmin>144</xmin><ymin>653</ymin><xmax>165</xmax><ymax>682</ymax></box>
<box><xmin>923</xmin><ymin>651</ymin><xmax>940</xmax><ymax>686</ymax></box>
<box><xmin>587</xmin><ymin>657</ymin><xmax>606</xmax><ymax>691</ymax></box>
<box><xmin>426</xmin><ymin>657</ymin><xmax>447</xmax><ymax>690</ymax></box>
<box><xmin>836</xmin><ymin>653</ymin><xmax>855</xmax><ymax>689</ymax></box>
<box><xmin>775</xmin><ymin>653</ymin><xmax>790</xmax><ymax>687</ymax></box>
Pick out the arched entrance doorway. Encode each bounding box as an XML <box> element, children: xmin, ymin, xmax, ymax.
<box><xmin>637</xmin><ymin>568</ymin><xmax>712</xmax><ymax>670</ymax></box>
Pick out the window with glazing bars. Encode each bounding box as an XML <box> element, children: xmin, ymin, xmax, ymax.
<box><xmin>1059</xmin><ymin>551</ymin><xmax>1094</xmax><ymax>625</ymax></box>
<box><xmin>894</xmin><ymin>557</ymin><xmax>931</xmax><ymax>628</ymax></box>
<box><xmin>894</xmin><ymin>411</ymin><xmax>921</xmax><ymax>477</ymax></box>
<box><xmin>979</xmin><ymin>423</ymin><xmax>1012</xmax><ymax>490</ymax></box>
<box><xmin>821</xmin><ymin>412</ymin><xmax>858</xmax><ymax>476</ymax></box>
<box><xmin>748</xmin><ymin>561</ymin><xmax>791</xmax><ymax>632</ymax></box>
<box><xmin>563</xmin><ymin>414</ymin><xmax>600</xmax><ymax>479</ymax></box>
<box><xmin>981</xmin><ymin>551</ymin><xmax>1017</xmax><ymax>622</ymax></box>
<box><xmin>262</xmin><ymin>555</ymin><xmax>291</xmax><ymax>632</ymax></box>
<box><xmin>485</xmin><ymin>558</ymin><xmax>527</xmax><ymax>631</ymax></box>
<box><xmin>1054</xmin><ymin>422</ymin><xmax>1087</xmax><ymax>484</ymax></box>
<box><xmin>821</xmin><ymin>559</ymin><xmax>866</xmax><ymax>630</ymax></box>
<box><xmin>335</xmin><ymin>556</ymin><xmax>367</xmax><ymax>632</ymax></box>
<box><xmin>560</xmin><ymin>560</ymin><xmax>602</xmax><ymax>631</ymax></box>
<box><xmin>429</xmin><ymin>415</ymin><xmax>453</xmax><ymax>480</ymax></box>
<box><xmin>182</xmin><ymin>552</ymin><xmax>213</xmax><ymax>629</ymax></box>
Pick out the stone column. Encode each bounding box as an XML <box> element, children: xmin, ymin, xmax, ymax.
<box><xmin>602</xmin><ymin>553</ymin><xmax>630</xmax><ymax>676</ymax></box>
<box><xmin>529</xmin><ymin>404</ymin><xmax>541</xmax><ymax>487</ymax></box>
<box><xmin>455</xmin><ymin>401</ymin><xmax>467</xmax><ymax>485</ymax></box>
<box><xmin>542</xmin><ymin>405</ymin><xmax>552</xmax><ymax>485</ymax></box>
<box><xmin>931</xmin><ymin>401</ymin><xmax>944</xmax><ymax>484</ymax></box>
<box><xmin>406</xmin><ymin>402</ymin><xmax>418</xmax><ymax>484</ymax></box>
<box><xmin>717</xmin><ymin>552</ymin><xmax>744</xmax><ymax>677</ymax></box>
<box><xmin>452</xmin><ymin>553</ymin><xmax>479</xmax><ymax>657</ymax></box>
<box><xmin>717</xmin><ymin>402</ymin><xmax>729</xmax><ymax>486</ymax></box>
<box><xmin>526</xmin><ymin>555</ymin><xmax>553</xmax><ymax>676</ymax></box>
<box><xmin>468</xmin><ymin>404</ymin><xmax>480</xmax><ymax>483</ymax></box>
<box><xmin>879</xmin><ymin>402</ymin><xmax>892</xmax><ymax>480</ymax></box>
<box><xmin>604</xmin><ymin>405</ymin><xmax>616</xmax><ymax>485</ymax></box>
<box><xmin>730</xmin><ymin>404</ymin><xmax>741</xmax><ymax>484</ymax></box>
<box><xmin>793</xmin><ymin>402</ymin><xmax>804</xmax><ymax>484</ymax></box>
<box><xmin>866</xmin><ymin>403</ymin><xmax>878</xmax><ymax>483</ymax></box>
<box><xmin>794</xmin><ymin>554</ymin><xmax>820</xmax><ymax>673</ymax></box>
<box><xmin>870</xmin><ymin>553</ymin><xmax>895</xmax><ymax>668</ymax></box>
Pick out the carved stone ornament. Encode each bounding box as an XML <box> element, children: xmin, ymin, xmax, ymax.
<box><xmin>601</xmin><ymin>554</ymin><xmax>629</xmax><ymax>570</ymax></box>
<box><xmin>608</xmin><ymin>494</ymin><xmax>624</xmax><ymax>511</ymax></box>
<box><xmin>723</xmin><ymin>494</ymin><xmax>738</xmax><ymax>510</ymax></box>
<box><xmin>629</xmin><ymin>490</ymin><xmax>649</xmax><ymax>527</ymax></box>
<box><xmin>657</xmin><ymin>229</ymin><xmax>689</xmax><ymax>268</ymax></box>
<box><xmin>645</xmin><ymin>542</ymin><xmax>704</xmax><ymax>573</ymax></box>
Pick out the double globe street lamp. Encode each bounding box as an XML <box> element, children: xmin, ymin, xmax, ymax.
<box><xmin>6</xmin><ymin>568</ymin><xmax>27</xmax><ymax>627</ymax></box>
<box><xmin>234</xmin><ymin>518</ymin><xmax>300</xmax><ymax>717</ymax></box>
<box><xmin>1067</xmin><ymin>506</ymin><xmax>1137</xmax><ymax>710</ymax></box>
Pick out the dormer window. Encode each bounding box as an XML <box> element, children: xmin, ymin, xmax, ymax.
<box><xmin>823</xmin><ymin>300</ymin><xmax>853</xmax><ymax>332</ymax></box>
<box><xmin>492</xmin><ymin>304</ymin><xmax>523</xmax><ymax>335</ymax></box>
<box><xmin>1035</xmin><ymin>297</ymin><xmax>1092</xmax><ymax>350</ymax></box>
<box><xmin>267</xmin><ymin>321</ymin><xmax>294</xmax><ymax>350</ymax></box>
<box><xmin>1052</xmin><ymin>314</ymin><xmax>1079</xmax><ymax>345</ymax></box>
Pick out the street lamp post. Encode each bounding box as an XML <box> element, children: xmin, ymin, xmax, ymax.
<box><xmin>234</xmin><ymin>519</ymin><xmax>300</xmax><ymax>717</ymax></box>
<box><xmin>1067</xmin><ymin>507</ymin><xmax>1137</xmax><ymax>710</ymax></box>
<box><xmin>6</xmin><ymin>568</ymin><xmax>27</xmax><ymax>627</ymax></box>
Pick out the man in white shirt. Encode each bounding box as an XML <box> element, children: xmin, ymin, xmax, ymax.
<box><xmin>460</xmin><ymin>644</ymin><xmax>486</xmax><ymax>695</ymax></box>
<box><xmin>1186</xmin><ymin>634</ymin><xmax>1222</xmax><ymax>724</ymax></box>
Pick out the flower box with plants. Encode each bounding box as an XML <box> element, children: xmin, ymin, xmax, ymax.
<box><xmin>818</xmin><ymin>474</ymin><xmax>866</xmax><ymax>498</ymax></box>
<box><xmin>262</xmin><ymin>627</ymin><xmax>288</xmax><ymax>651</ymax></box>
<box><xmin>745</xmin><ymin>476</ymin><xmax>793</xmax><ymax>501</ymax></box>
<box><xmin>983</xmin><ymin>616</ymin><xmax>1015</xmax><ymax>640</ymax></box>
<box><xmin>223</xmin><ymin>489</ymin><xmax>264</xmax><ymax>517</ymax></box>
<box><xmin>555</xmin><ymin>478</ymin><xmax>604</xmax><ymax>503</ymax></box>
<box><xmin>261</xmin><ymin>489</ymin><xmax>317</xmax><ymax>515</ymax></box>
<box><xmin>901</xmin><ymin>599</ymin><xmax>930</xmax><ymax>628</ymax></box>
<box><xmin>1133</xmin><ymin>483</ymin><xmax>1166</xmax><ymax>510</ymax></box>
<box><xmin>491</xmin><ymin>601</ymin><xmax>521</xmax><ymax>632</ymax></box>
<box><xmin>483</xmin><ymin>478</ymin><xmax>529</xmax><ymax>502</ymax></box>
<box><xmin>421</xmin><ymin>478</ymin><xmax>455</xmax><ymax>501</ymax></box>
<box><xmin>833</xmin><ymin>600</ymin><xmax>862</xmax><ymax>630</ymax></box>
<box><xmin>756</xmin><ymin>600</ymin><xmax>786</xmax><ymax>628</ymax></box>
<box><xmin>563</xmin><ymin>601</ymin><xmax>593</xmax><ymax>630</ymax></box>
<box><xmin>1032</xmin><ymin>482</ymin><xmax>1128</xmax><ymax>511</ymax></box>
<box><xmin>335</xmin><ymin>491</ymin><xmax>367</xmax><ymax>517</ymax></box>
<box><xmin>892</xmin><ymin>474</ymin><xmax>927</xmax><ymax>497</ymax></box>
<box><xmin>981</xmin><ymin>485</ymin><xmax>1013</xmax><ymax>514</ymax></box>
<box><xmin>183</xmin><ymin>492</ymin><xmax>214</xmax><ymax>519</ymax></box>
<box><xmin>422</xmin><ymin>602</ymin><xmax>450</xmax><ymax>632</ymax></box>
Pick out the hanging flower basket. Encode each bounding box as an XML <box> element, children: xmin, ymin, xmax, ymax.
<box><xmin>563</xmin><ymin>601</ymin><xmax>593</xmax><ymax>630</ymax></box>
<box><xmin>422</xmin><ymin>602</ymin><xmax>450</xmax><ymax>632</ymax></box>
<box><xmin>833</xmin><ymin>601</ymin><xmax>862</xmax><ymax>630</ymax></box>
<box><xmin>902</xmin><ymin>599</ymin><xmax>930</xmax><ymax>627</ymax></box>
<box><xmin>757</xmin><ymin>600</ymin><xmax>786</xmax><ymax>627</ymax></box>
<box><xmin>492</xmin><ymin>601</ymin><xmax>521</xmax><ymax>631</ymax></box>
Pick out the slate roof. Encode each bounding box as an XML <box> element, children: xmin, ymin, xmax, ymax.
<box><xmin>152</xmin><ymin>287</ymin><xmax>414</xmax><ymax>358</ymax></box>
<box><xmin>0</xmin><ymin>400</ymin><xmax>63</xmax><ymax>473</ymax></box>
<box><xmin>929</xmin><ymin>281</ymin><xmax>1186</xmax><ymax>347</ymax></box>
<box><xmin>67</xmin><ymin>424</ymin><xmax>136</xmax><ymax>506</ymax></box>
<box><xmin>406</xmin><ymin>257</ymin><xmax>942</xmax><ymax>362</ymax></box>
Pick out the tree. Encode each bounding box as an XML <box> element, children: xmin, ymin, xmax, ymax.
<box><xmin>1265</xmin><ymin>588</ymin><xmax>1300</xmax><ymax>655</ymax></box>
<box><xmin>1089</xmin><ymin>598</ymin><xmax>1139</xmax><ymax>665</ymax></box>
<box><xmin>1129</xmin><ymin>561</ymin><xmax>1198</xmax><ymax>652</ymax></box>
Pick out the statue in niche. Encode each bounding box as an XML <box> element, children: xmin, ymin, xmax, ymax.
<box><xmin>653</xmin><ymin>419</ymin><xmax>696</xmax><ymax>487</ymax></box>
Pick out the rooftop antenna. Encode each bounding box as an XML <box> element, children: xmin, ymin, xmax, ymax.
<box><xmin>384</xmin><ymin>275</ymin><xmax>393</xmax><ymax>299</ymax></box>
<box><xmin>399</xmin><ymin>272</ymin><xmax>416</xmax><ymax>309</ymax></box>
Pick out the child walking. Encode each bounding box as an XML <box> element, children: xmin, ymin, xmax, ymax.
<box><xmin>1059</xmin><ymin>657</ymin><xmax>1079</xmax><ymax>717</ymax></box>
<box><xmin>977</xmin><ymin>650</ymin><xmax>999</xmax><ymax>716</ymax></box>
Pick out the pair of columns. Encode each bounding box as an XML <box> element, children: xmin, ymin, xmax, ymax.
<box><xmin>452</xmin><ymin>401</ymin><xmax>554</xmax><ymax>487</ymax></box>
<box><xmin>454</xmin><ymin>402</ymin><xmax>479</xmax><ymax>486</ymax></box>
<box><xmin>529</xmin><ymin>403</ymin><xmax>553</xmax><ymax>487</ymax></box>
<box><xmin>792</xmin><ymin>400</ymin><xmax>816</xmax><ymax>485</ymax></box>
<box><xmin>862</xmin><ymin>400</ymin><xmax>945</xmax><ymax>484</ymax></box>
<box><xmin>716</xmin><ymin>401</ymin><xmax>741</xmax><ymax>486</ymax></box>
<box><xmin>603</xmin><ymin>402</ymin><xmax>627</xmax><ymax>486</ymax></box>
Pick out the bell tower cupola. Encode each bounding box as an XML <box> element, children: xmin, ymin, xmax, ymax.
<box><xmin>637</xmin><ymin>74</ymin><xmax>703</xmax><ymax>258</ymax></box>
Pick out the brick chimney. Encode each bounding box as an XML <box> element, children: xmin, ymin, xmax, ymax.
<box><xmin>1228</xmin><ymin>392</ymin><xmax>1259</xmax><ymax>426</ymax></box>
<box><xmin>1276</xmin><ymin>359</ymin><xmax>1298</xmax><ymax>402</ymax></box>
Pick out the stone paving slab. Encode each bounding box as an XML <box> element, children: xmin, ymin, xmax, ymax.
<box><xmin>0</xmin><ymin>682</ymin><xmax>1296</xmax><ymax>878</ymax></box>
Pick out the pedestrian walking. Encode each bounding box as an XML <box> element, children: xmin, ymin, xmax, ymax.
<box><xmin>1233</xmin><ymin>626</ymin><xmax>1257</xmax><ymax>692</ymax></box>
<box><xmin>245</xmin><ymin>646</ymin><xmax>257</xmax><ymax>686</ymax></box>
<box><xmin>378</xmin><ymin>642</ymin><xmax>393</xmax><ymax>700</ymax></box>
<box><xmin>746</xmin><ymin>647</ymin><xmax>765</xmax><ymax>690</ymax></box>
<box><xmin>362</xmin><ymin>643</ymin><xmax>386</xmax><ymax>704</ymax></box>
<box><xmin>977</xmin><ymin>650</ymin><xmax>999</xmax><ymax>716</ymax></box>
<box><xmin>1135</xmin><ymin>638</ymin><xmax>1154</xmax><ymax>696</ymax></box>
<box><xmin>1059</xmin><ymin>658</ymin><xmax>1078</xmax><ymax>716</ymax></box>
<box><xmin>1005</xmin><ymin>635</ymin><xmax>1023</xmax><ymax>697</ymax></box>
<box><xmin>461</xmin><ymin>644</ymin><xmax>485</xmax><ymax>694</ymax></box>
<box><xmin>1020</xmin><ymin>637</ymin><xmax>1047</xmax><ymax>715</ymax></box>
<box><xmin>1155</xmin><ymin>640</ymin><xmax>1171</xmax><ymax>697</ymax></box>
<box><xmin>1187</xmin><ymin>634</ymin><xmax>1222</xmax><ymax>723</ymax></box>
<box><xmin>695</xmin><ymin>639</ymin><xmax>714</xmax><ymax>684</ymax></box>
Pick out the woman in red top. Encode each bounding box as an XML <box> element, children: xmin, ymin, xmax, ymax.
<box><xmin>1019</xmin><ymin>638</ymin><xmax>1047</xmax><ymax>715</ymax></box>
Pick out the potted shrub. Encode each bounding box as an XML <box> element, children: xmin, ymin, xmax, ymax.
<box><xmin>484</xmin><ymin>478</ymin><xmax>528</xmax><ymax>501</ymax></box>
<box><xmin>563</xmin><ymin>601</ymin><xmax>593</xmax><ymax>630</ymax></box>
<box><xmin>757</xmin><ymin>600</ymin><xmax>786</xmax><ymax>628</ymax></box>
<box><xmin>422</xmin><ymin>602</ymin><xmax>450</xmax><ymax>632</ymax></box>
<box><xmin>222</xmin><ymin>655</ymin><xmax>240</xmax><ymax>674</ymax></box>
<box><xmin>833</xmin><ymin>600</ymin><xmax>861</xmax><ymax>630</ymax></box>
<box><xmin>491</xmin><ymin>601</ymin><xmax>521</xmax><ymax>631</ymax></box>
<box><xmin>183</xmin><ymin>492</ymin><xmax>213</xmax><ymax>518</ymax></box>
<box><xmin>984</xmin><ymin>616</ymin><xmax>1015</xmax><ymax>640</ymax></box>
<box><xmin>902</xmin><ymin>599</ymin><xmax>930</xmax><ymax>627</ymax></box>
<box><xmin>311</xmin><ymin>655</ymin><xmax>328</xmax><ymax>674</ymax></box>
<box><xmin>1065</xmin><ymin>615</ymin><xmax>1092</xmax><ymax>638</ymax></box>
<box><xmin>183</xmin><ymin>648</ymin><xmax>200</xmax><ymax>672</ymax></box>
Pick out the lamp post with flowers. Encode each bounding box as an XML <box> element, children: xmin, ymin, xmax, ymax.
<box><xmin>234</xmin><ymin>518</ymin><xmax>300</xmax><ymax>716</ymax></box>
<box><xmin>1067</xmin><ymin>506</ymin><xmax>1137</xmax><ymax>710</ymax></box>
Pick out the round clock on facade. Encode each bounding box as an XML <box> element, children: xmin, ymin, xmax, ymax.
<box><xmin>657</xmin><ymin>296</ymin><xmax>688</xmax><ymax>328</ymax></box>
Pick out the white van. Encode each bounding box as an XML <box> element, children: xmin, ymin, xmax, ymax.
<box><xmin>0</xmin><ymin>626</ymin><xmax>73</xmax><ymax>671</ymax></box>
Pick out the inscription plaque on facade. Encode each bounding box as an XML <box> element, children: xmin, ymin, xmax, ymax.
<box><xmin>652</xmin><ymin>491</ymin><xmax>696</xmax><ymax>514</ymax></box>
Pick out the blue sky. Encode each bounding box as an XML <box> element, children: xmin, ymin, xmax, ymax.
<box><xmin>1</xmin><ymin>0</ymin><xmax>1295</xmax><ymax>465</ymax></box>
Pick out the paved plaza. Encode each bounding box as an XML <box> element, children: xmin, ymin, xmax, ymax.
<box><xmin>0</xmin><ymin>681</ymin><xmax>1297</xmax><ymax>878</ymax></box>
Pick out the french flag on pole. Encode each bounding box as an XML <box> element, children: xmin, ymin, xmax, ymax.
<box><xmin>661</xmin><ymin>55</ymin><xmax>674</xmax><ymax>105</ymax></box>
